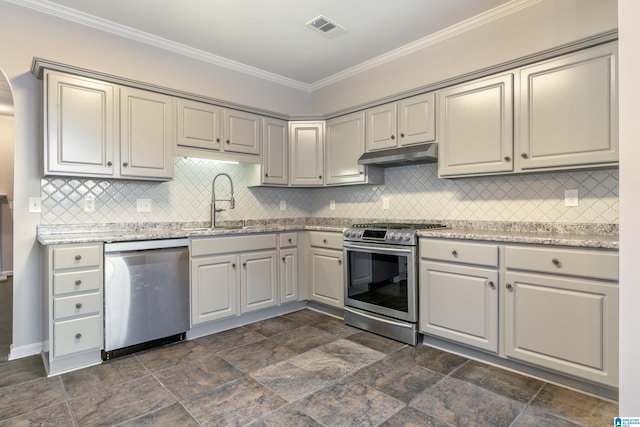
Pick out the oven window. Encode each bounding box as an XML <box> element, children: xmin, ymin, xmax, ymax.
<box><xmin>347</xmin><ymin>251</ymin><xmax>409</xmax><ymax>313</ymax></box>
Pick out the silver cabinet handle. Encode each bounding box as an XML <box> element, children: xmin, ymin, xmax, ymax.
<box><xmin>75</xmin><ymin>333</ymin><xmax>82</xmax><ymax>339</ymax></box>
<box><xmin>75</xmin><ymin>303</ymin><xmax>82</xmax><ymax>309</ymax></box>
<box><xmin>74</xmin><ymin>255</ymin><xmax>82</xmax><ymax>261</ymax></box>
<box><xmin>552</xmin><ymin>258</ymin><xmax>560</xmax><ymax>266</ymax></box>
<box><xmin>506</xmin><ymin>283</ymin><xmax>513</xmax><ymax>290</ymax></box>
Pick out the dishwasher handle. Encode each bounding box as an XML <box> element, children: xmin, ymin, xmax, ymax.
<box><xmin>104</xmin><ymin>238</ymin><xmax>189</xmax><ymax>253</ymax></box>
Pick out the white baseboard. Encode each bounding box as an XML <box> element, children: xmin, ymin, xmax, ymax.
<box><xmin>9</xmin><ymin>342</ymin><xmax>42</xmax><ymax>360</ymax></box>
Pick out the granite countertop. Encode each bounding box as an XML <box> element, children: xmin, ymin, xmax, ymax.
<box><xmin>37</xmin><ymin>219</ymin><xmax>619</xmax><ymax>249</ymax></box>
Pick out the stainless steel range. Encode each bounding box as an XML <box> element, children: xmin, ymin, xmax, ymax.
<box><xmin>343</xmin><ymin>222</ymin><xmax>446</xmax><ymax>345</ymax></box>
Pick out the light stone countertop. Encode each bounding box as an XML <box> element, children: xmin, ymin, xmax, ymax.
<box><xmin>37</xmin><ymin>219</ymin><xmax>618</xmax><ymax>249</ymax></box>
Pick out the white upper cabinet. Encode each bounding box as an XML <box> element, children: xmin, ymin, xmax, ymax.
<box><xmin>518</xmin><ymin>43</ymin><xmax>618</xmax><ymax>170</ymax></box>
<box><xmin>398</xmin><ymin>92</ymin><xmax>436</xmax><ymax>146</ymax></box>
<box><xmin>45</xmin><ymin>71</ymin><xmax>117</xmax><ymax>177</ymax></box>
<box><xmin>45</xmin><ymin>70</ymin><xmax>173</xmax><ymax>180</ymax></box>
<box><xmin>176</xmin><ymin>99</ymin><xmax>222</xmax><ymax>151</ymax></box>
<box><xmin>325</xmin><ymin>111</ymin><xmax>367</xmax><ymax>185</ymax></box>
<box><xmin>289</xmin><ymin>121</ymin><xmax>324</xmax><ymax>186</ymax></box>
<box><xmin>438</xmin><ymin>73</ymin><xmax>514</xmax><ymax>177</ymax></box>
<box><xmin>365</xmin><ymin>92</ymin><xmax>435</xmax><ymax>152</ymax></box>
<box><xmin>261</xmin><ymin>117</ymin><xmax>288</xmax><ymax>185</ymax></box>
<box><xmin>223</xmin><ymin>109</ymin><xmax>261</xmax><ymax>155</ymax></box>
<box><xmin>120</xmin><ymin>87</ymin><xmax>174</xmax><ymax>180</ymax></box>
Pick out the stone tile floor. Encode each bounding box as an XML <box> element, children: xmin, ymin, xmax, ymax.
<box><xmin>0</xmin><ymin>309</ymin><xmax>618</xmax><ymax>426</ymax></box>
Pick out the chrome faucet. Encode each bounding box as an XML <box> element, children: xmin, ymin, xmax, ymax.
<box><xmin>211</xmin><ymin>173</ymin><xmax>235</xmax><ymax>228</ymax></box>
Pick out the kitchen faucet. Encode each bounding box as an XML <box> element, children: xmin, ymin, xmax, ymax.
<box><xmin>211</xmin><ymin>173</ymin><xmax>235</xmax><ymax>227</ymax></box>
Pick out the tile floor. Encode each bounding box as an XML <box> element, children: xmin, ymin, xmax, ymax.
<box><xmin>0</xmin><ymin>309</ymin><xmax>618</xmax><ymax>426</ymax></box>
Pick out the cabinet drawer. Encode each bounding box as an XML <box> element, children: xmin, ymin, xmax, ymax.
<box><xmin>309</xmin><ymin>231</ymin><xmax>343</xmax><ymax>250</ymax></box>
<box><xmin>53</xmin><ymin>315</ymin><xmax>101</xmax><ymax>357</ymax></box>
<box><xmin>279</xmin><ymin>233</ymin><xmax>298</xmax><ymax>248</ymax></box>
<box><xmin>505</xmin><ymin>246</ymin><xmax>618</xmax><ymax>281</ymax></box>
<box><xmin>53</xmin><ymin>270</ymin><xmax>101</xmax><ymax>295</ymax></box>
<box><xmin>54</xmin><ymin>293</ymin><xmax>101</xmax><ymax>320</ymax></box>
<box><xmin>53</xmin><ymin>245</ymin><xmax>101</xmax><ymax>270</ymax></box>
<box><xmin>420</xmin><ymin>239</ymin><xmax>498</xmax><ymax>267</ymax></box>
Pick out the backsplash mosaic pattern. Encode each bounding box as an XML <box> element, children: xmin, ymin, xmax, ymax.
<box><xmin>41</xmin><ymin>157</ymin><xmax>619</xmax><ymax>225</ymax></box>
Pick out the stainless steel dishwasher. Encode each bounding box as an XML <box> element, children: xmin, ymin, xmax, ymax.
<box><xmin>103</xmin><ymin>239</ymin><xmax>189</xmax><ymax>359</ymax></box>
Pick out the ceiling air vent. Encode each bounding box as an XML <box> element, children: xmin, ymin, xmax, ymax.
<box><xmin>306</xmin><ymin>15</ymin><xmax>349</xmax><ymax>39</ymax></box>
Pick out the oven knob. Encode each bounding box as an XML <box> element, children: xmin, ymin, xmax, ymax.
<box><xmin>403</xmin><ymin>233</ymin><xmax>412</xmax><ymax>241</ymax></box>
<box><xmin>356</xmin><ymin>231</ymin><xmax>363</xmax><ymax>238</ymax></box>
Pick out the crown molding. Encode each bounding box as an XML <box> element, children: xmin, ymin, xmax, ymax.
<box><xmin>10</xmin><ymin>0</ymin><xmax>540</xmax><ymax>92</ymax></box>
<box><xmin>310</xmin><ymin>0</ymin><xmax>542</xmax><ymax>91</ymax></box>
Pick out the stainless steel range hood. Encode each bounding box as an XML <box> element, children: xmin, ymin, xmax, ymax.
<box><xmin>358</xmin><ymin>143</ymin><xmax>438</xmax><ymax>167</ymax></box>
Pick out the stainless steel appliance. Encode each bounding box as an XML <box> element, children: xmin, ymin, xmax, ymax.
<box><xmin>343</xmin><ymin>223</ymin><xmax>445</xmax><ymax>345</ymax></box>
<box><xmin>103</xmin><ymin>239</ymin><xmax>189</xmax><ymax>359</ymax></box>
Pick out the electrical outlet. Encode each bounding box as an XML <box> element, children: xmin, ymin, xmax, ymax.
<box><xmin>564</xmin><ymin>189</ymin><xmax>579</xmax><ymax>207</ymax></box>
<box><xmin>280</xmin><ymin>200</ymin><xmax>286</xmax><ymax>211</ymax></box>
<box><xmin>329</xmin><ymin>200</ymin><xmax>336</xmax><ymax>211</ymax></box>
<box><xmin>83</xmin><ymin>195</ymin><xmax>96</xmax><ymax>213</ymax></box>
<box><xmin>382</xmin><ymin>197</ymin><xmax>390</xmax><ymax>210</ymax></box>
<box><xmin>28</xmin><ymin>197</ymin><xmax>41</xmax><ymax>213</ymax></box>
<box><xmin>136</xmin><ymin>198</ymin><xmax>152</xmax><ymax>213</ymax></box>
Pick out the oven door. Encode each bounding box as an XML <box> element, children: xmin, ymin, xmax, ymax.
<box><xmin>343</xmin><ymin>241</ymin><xmax>417</xmax><ymax>322</ymax></box>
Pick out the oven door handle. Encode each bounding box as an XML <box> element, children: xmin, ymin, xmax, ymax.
<box><xmin>343</xmin><ymin>243</ymin><xmax>413</xmax><ymax>254</ymax></box>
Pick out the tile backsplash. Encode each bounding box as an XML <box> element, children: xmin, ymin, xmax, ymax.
<box><xmin>41</xmin><ymin>157</ymin><xmax>618</xmax><ymax>225</ymax></box>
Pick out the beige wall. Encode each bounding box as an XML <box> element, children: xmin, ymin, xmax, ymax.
<box><xmin>0</xmin><ymin>116</ymin><xmax>12</xmax><ymax>198</ymax></box>
<box><xmin>311</xmin><ymin>0</ymin><xmax>618</xmax><ymax>115</ymax></box>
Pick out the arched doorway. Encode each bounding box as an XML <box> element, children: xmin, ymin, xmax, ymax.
<box><xmin>0</xmin><ymin>68</ymin><xmax>14</xmax><ymax>361</ymax></box>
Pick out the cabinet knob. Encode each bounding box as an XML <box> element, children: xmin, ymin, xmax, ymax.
<box><xmin>451</xmin><ymin>250</ymin><xmax>458</xmax><ymax>257</ymax></box>
<box><xmin>75</xmin><ymin>303</ymin><xmax>82</xmax><ymax>309</ymax></box>
<box><xmin>323</xmin><ymin>239</ymin><xmax>327</xmax><ymax>244</ymax></box>
<box><xmin>122</xmin><ymin>162</ymin><xmax>129</xmax><ymax>167</ymax></box>
<box><xmin>74</xmin><ymin>255</ymin><xmax>82</xmax><ymax>261</ymax></box>
<box><xmin>400</xmin><ymin>133</ymin><xmax>405</xmax><ymax>138</ymax></box>
<box><xmin>107</xmin><ymin>161</ymin><xmax>113</xmax><ymax>166</ymax></box>
<box><xmin>282</xmin><ymin>257</ymin><xmax>286</xmax><ymax>262</ymax></box>
<box><xmin>75</xmin><ymin>280</ymin><xmax>82</xmax><ymax>286</ymax></box>
<box><xmin>359</xmin><ymin>171</ymin><xmax>364</xmax><ymax>174</ymax></box>
<box><xmin>504</xmin><ymin>156</ymin><xmax>511</xmax><ymax>162</ymax></box>
<box><xmin>75</xmin><ymin>333</ymin><xmax>82</xmax><ymax>339</ymax></box>
<box><xmin>319</xmin><ymin>175</ymin><xmax>322</xmax><ymax>179</ymax></box>
<box><xmin>243</xmin><ymin>262</ymin><xmax>247</xmax><ymax>267</ymax></box>
<box><xmin>216</xmin><ymin>138</ymin><xmax>220</xmax><ymax>143</ymax></box>
<box><xmin>288</xmin><ymin>238</ymin><xmax>292</xmax><ymax>243</ymax></box>
<box><xmin>488</xmin><ymin>281</ymin><xmax>495</xmax><ymax>289</ymax></box>
<box><xmin>265</xmin><ymin>173</ymin><xmax>269</xmax><ymax>177</ymax></box>
<box><xmin>390</xmin><ymin>135</ymin><xmax>395</xmax><ymax>140</ymax></box>
<box><xmin>506</xmin><ymin>283</ymin><xmax>513</xmax><ymax>290</ymax></box>
<box><xmin>521</xmin><ymin>153</ymin><xmax>529</xmax><ymax>159</ymax></box>
<box><xmin>338</xmin><ymin>259</ymin><xmax>342</xmax><ymax>265</ymax></box>
<box><xmin>551</xmin><ymin>258</ymin><xmax>561</xmax><ymax>266</ymax></box>
<box><xmin>226</xmin><ymin>140</ymin><xmax>230</xmax><ymax>144</ymax></box>
<box><xmin>232</xmin><ymin>263</ymin><xmax>236</xmax><ymax>268</ymax></box>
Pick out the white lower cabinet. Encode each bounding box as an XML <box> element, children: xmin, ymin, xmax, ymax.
<box><xmin>279</xmin><ymin>232</ymin><xmax>299</xmax><ymax>304</ymax></box>
<box><xmin>308</xmin><ymin>231</ymin><xmax>344</xmax><ymax>308</ymax></box>
<box><xmin>240</xmin><ymin>250</ymin><xmax>278</xmax><ymax>313</ymax></box>
<box><xmin>419</xmin><ymin>239</ymin><xmax>499</xmax><ymax>353</ymax></box>
<box><xmin>191</xmin><ymin>254</ymin><xmax>239</xmax><ymax>324</ymax></box>
<box><xmin>42</xmin><ymin>243</ymin><xmax>104</xmax><ymax>376</ymax></box>
<box><xmin>504</xmin><ymin>245</ymin><xmax>619</xmax><ymax>387</ymax></box>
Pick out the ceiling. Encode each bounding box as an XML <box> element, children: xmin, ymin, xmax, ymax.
<box><xmin>8</xmin><ymin>0</ymin><xmax>522</xmax><ymax>91</ymax></box>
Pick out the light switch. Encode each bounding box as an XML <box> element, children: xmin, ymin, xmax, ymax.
<box><xmin>136</xmin><ymin>199</ymin><xmax>152</xmax><ymax>212</ymax></box>
<box><xmin>329</xmin><ymin>200</ymin><xmax>336</xmax><ymax>210</ymax></box>
<box><xmin>564</xmin><ymin>189</ymin><xmax>579</xmax><ymax>207</ymax></box>
<box><xmin>83</xmin><ymin>195</ymin><xmax>96</xmax><ymax>213</ymax></box>
<box><xmin>382</xmin><ymin>197</ymin><xmax>390</xmax><ymax>210</ymax></box>
<box><xmin>280</xmin><ymin>200</ymin><xmax>286</xmax><ymax>211</ymax></box>
<box><xmin>28</xmin><ymin>197</ymin><xmax>41</xmax><ymax>213</ymax></box>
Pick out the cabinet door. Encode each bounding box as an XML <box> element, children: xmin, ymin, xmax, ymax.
<box><xmin>262</xmin><ymin>117</ymin><xmax>288</xmax><ymax>185</ymax></box>
<box><xmin>177</xmin><ymin>99</ymin><xmax>222</xmax><ymax>150</ymax></box>
<box><xmin>325</xmin><ymin>111</ymin><xmax>366</xmax><ymax>185</ymax></box>
<box><xmin>191</xmin><ymin>254</ymin><xmax>239</xmax><ymax>324</ymax></box>
<box><xmin>419</xmin><ymin>261</ymin><xmax>498</xmax><ymax>353</ymax></box>
<box><xmin>310</xmin><ymin>248</ymin><xmax>344</xmax><ymax>308</ymax></box>
<box><xmin>519</xmin><ymin>43</ymin><xmax>618</xmax><ymax>170</ymax></box>
<box><xmin>279</xmin><ymin>248</ymin><xmax>298</xmax><ymax>304</ymax></box>
<box><xmin>45</xmin><ymin>71</ymin><xmax>116</xmax><ymax>177</ymax></box>
<box><xmin>504</xmin><ymin>272</ymin><xmax>618</xmax><ymax>387</ymax></box>
<box><xmin>120</xmin><ymin>87</ymin><xmax>174</xmax><ymax>179</ymax></box>
<box><xmin>289</xmin><ymin>122</ymin><xmax>324</xmax><ymax>186</ymax></box>
<box><xmin>365</xmin><ymin>103</ymin><xmax>397</xmax><ymax>151</ymax></box>
<box><xmin>240</xmin><ymin>250</ymin><xmax>278</xmax><ymax>313</ymax></box>
<box><xmin>398</xmin><ymin>92</ymin><xmax>435</xmax><ymax>146</ymax></box>
<box><xmin>224</xmin><ymin>109</ymin><xmax>260</xmax><ymax>155</ymax></box>
<box><xmin>438</xmin><ymin>73</ymin><xmax>514</xmax><ymax>177</ymax></box>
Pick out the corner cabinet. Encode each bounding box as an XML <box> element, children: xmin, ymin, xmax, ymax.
<box><xmin>504</xmin><ymin>245</ymin><xmax>619</xmax><ymax>388</ymax></box>
<box><xmin>325</xmin><ymin>111</ymin><xmax>383</xmax><ymax>186</ymax></box>
<box><xmin>308</xmin><ymin>231</ymin><xmax>344</xmax><ymax>308</ymax></box>
<box><xmin>289</xmin><ymin>122</ymin><xmax>325</xmax><ymax>186</ymax></box>
<box><xmin>419</xmin><ymin>239</ymin><xmax>499</xmax><ymax>353</ymax></box>
<box><xmin>42</xmin><ymin>243</ymin><xmax>104</xmax><ymax>376</ymax></box>
<box><xmin>44</xmin><ymin>70</ymin><xmax>173</xmax><ymax>180</ymax></box>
